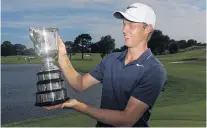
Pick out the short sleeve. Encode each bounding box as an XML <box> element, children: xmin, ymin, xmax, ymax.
<box><xmin>89</xmin><ymin>55</ymin><xmax>108</xmax><ymax>83</ymax></box>
<box><xmin>131</xmin><ymin>65</ymin><xmax>167</xmax><ymax>107</ymax></box>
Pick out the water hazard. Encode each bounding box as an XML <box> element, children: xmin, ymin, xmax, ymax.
<box><xmin>1</xmin><ymin>64</ymin><xmax>102</xmax><ymax>124</ymax></box>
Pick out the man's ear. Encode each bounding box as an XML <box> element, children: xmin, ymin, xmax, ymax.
<box><xmin>145</xmin><ymin>24</ymin><xmax>153</xmax><ymax>34</ymax></box>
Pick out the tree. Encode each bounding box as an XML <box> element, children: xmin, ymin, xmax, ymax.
<box><xmin>168</xmin><ymin>41</ymin><xmax>180</xmax><ymax>54</ymax></box>
<box><xmin>120</xmin><ymin>45</ymin><xmax>128</xmax><ymax>51</ymax></box>
<box><xmin>90</xmin><ymin>43</ymin><xmax>100</xmax><ymax>53</ymax></box>
<box><xmin>187</xmin><ymin>39</ymin><xmax>197</xmax><ymax>47</ymax></box>
<box><xmin>73</xmin><ymin>34</ymin><xmax>92</xmax><ymax>59</ymax></box>
<box><xmin>96</xmin><ymin>35</ymin><xmax>115</xmax><ymax>59</ymax></box>
<box><xmin>65</xmin><ymin>41</ymin><xmax>73</xmax><ymax>60</ymax></box>
<box><xmin>14</xmin><ymin>44</ymin><xmax>27</xmax><ymax>55</ymax></box>
<box><xmin>23</xmin><ymin>48</ymin><xmax>35</xmax><ymax>55</ymax></box>
<box><xmin>158</xmin><ymin>35</ymin><xmax>170</xmax><ymax>54</ymax></box>
<box><xmin>148</xmin><ymin>30</ymin><xmax>162</xmax><ymax>55</ymax></box>
<box><xmin>112</xmin><ymin>48</ymin><xmax>122</xmax><ymax>52</ymax></box>
<box><xmin>196</xmin><ymin>42</ymin><xmax>206</xmax><ymax>46</ymax></box>
<box><xmin>177</xmin><ymin>40</ymin><xmax>187</xmax><ymax>49</ymax></box>
<box><xmin>1</xmin><ymin>41</ymin><xmax>15</xmax><ymax>56</ymax></box>
<box><xmin>148</xmin><ymin>30</ymin><xmax>170</xmax><ymax>55</ymax></box>
<box><xmin>1</xmin><ymin>41</ymin><xmax>29</xmax><ymax>56</ymax></box>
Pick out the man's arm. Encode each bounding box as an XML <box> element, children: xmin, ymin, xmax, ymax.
<box><xmin>72</xmin><ymin>96</ymin><xmax>148</xmax><ymax>127</ymax></box>
<box><xmin>66</xmin><ymin>65</ymin><xmax>166</xmax><ymax>127</ymax></box>
<box><xmin>58</xmin><ymin>55</ymin><xmax>100</xmax><ymax>92</ymax></box>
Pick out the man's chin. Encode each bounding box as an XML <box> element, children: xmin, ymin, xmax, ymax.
<box><xmin>124</xmin><ymin>40</ymin><xmax>132</xmax><ymax>47</ymax></box>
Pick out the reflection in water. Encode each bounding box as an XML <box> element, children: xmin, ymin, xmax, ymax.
<box><xmin>1</xmin><ymin>64</ymin><xmax>102</xmax><ymax>124</ymax></box>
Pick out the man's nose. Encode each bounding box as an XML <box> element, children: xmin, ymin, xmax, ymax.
<box><xmin>122</xmin><ymin>25</ymin><xmax>128</xmax><ymax>35</ymax></box>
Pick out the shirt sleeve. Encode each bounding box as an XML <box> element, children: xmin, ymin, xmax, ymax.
<box><xmin>131</xmin><ymin>65</ymin><xmax>167</xmax><ymax>107</ymax></box>
<box><xmin>89</xmin><ymin>55</ymin><xmax>108</xmax><ymax>83</ymax></box>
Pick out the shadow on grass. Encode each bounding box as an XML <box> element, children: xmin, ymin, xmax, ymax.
<box><xmin>180</xmin><ymin>57</ymin><xmax>206</xmax><ymax>61</ymax></box>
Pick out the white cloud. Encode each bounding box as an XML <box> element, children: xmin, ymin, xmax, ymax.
<box><xmin>1</xmin><ymin>0</ymin><xmax>206</xmax><ymax>49</ymax></box>
<box><xmin>2</xmin><ymin>0</ymin><xmax>113</xmax><ymax>12</ymax></box>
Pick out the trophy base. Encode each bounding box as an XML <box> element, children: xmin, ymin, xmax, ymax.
<box><xmin>35</xmin><ymin>97</ymin><xmax>70</xmax><ymax>107</ymax></box>
<box><xmin>35</xmin><ymin>66</ymin><xmax>70</xmax><ymax>107</ymax></box>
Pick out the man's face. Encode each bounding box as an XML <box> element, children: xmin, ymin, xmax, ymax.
<box><xmin>122</xmin><ymin>19</ymin><xmax>147</xmax><ymax>48</ymax></box>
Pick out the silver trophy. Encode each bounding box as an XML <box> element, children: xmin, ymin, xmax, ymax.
<box><xmin>29</xmin><ymin>27</ymin><xmax>69</xmax><ymax>107</ymax></box>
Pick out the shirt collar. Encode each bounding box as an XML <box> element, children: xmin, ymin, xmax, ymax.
<box><xmin>117</xmin><ymin>48</ymin><xmax>153</xmax><ymax>65</ymax></box>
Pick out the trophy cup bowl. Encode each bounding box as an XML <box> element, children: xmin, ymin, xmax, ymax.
<box><xmin>29</xmin><ymin>27</ymin><xmax>69</xmax><ymax>107</ymax></box>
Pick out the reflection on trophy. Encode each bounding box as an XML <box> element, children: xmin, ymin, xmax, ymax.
<box><xmin>29</xmin><ymin>27</ymin><xmax>69</xmax><ymax>107</ymax></box>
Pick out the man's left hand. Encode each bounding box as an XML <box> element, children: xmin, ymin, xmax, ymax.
<box><xmin>44</xmin><ymin>99</ymin><xmax>79</xmax><ymax>110</ymax></box>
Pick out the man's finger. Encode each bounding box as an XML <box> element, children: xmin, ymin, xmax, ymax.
<box><xmin>58</xmin><ymin>36</ymin><xmax>63</xmax><ymax>44</ymax></box>
<box><xmin>43</xmin><ymin>104</ymin><xmax>61</xmax><ymax>110</ymax></box>
<box><xmin>43</xmin><ymin>107</ymin><xmax>52</xmax><ymax>110</ymax></box>
<box><xmin>61</xmin><ymin>103</ymin><xmax>65</xmax><ymax>108</ymax></box>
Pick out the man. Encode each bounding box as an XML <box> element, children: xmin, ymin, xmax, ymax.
<box><xmin>45</xmin><ymin>2</ymin><xmax>166</xmax><ymax>127</ymax></box>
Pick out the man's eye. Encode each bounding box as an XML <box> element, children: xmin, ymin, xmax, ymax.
<box><xmin>130</xmin><ymin>25</ymin><xmax>136</xmax><ymax>28</ymax></box>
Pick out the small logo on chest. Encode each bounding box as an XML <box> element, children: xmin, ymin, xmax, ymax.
<box><xmin>136</xmin><ymin>64</ymin><xmax>144</xmax><ymax>67</ymax></box>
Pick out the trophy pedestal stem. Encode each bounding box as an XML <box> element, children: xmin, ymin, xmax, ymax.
<box><xmin>40</xmin><ymin>57</ymin><xmax>58</xmax><ymax>72</ymax></box>
<box><xmin>42</xmin><ymin>57</ymin><xmax>54</xmax><ymax>63</ymax></box>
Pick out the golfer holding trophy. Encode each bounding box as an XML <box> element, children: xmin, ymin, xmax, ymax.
<box><xmin>28</xmin><ymin>3</ymin><xmax>166</xmax><ymax>127</ymax></box>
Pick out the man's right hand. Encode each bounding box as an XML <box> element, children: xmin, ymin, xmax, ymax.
<box><xmin>56</xmin><ymin>36</ymin><xmax>100</xmax><ymax>92</ymax></box>
<box><xmin>58</xmin><ymin>36</ymin><xmax>67</xmax><ymax>60</ymax></box>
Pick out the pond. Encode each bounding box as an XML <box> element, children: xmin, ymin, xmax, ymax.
<box><xmin>1</xmin><ymin>64</ymin><xmax>102</xmax><ymax>124</ymax></box>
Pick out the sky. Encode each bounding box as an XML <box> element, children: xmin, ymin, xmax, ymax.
<box><xmin>1</xmin><ymin>0</ymin><xmax>206</xmax><ymax>49</ymax></box>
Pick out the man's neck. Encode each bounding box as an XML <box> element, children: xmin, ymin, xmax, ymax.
<box><xmin>125</xmin><ymin>43</ymin><xmax>148</xmax><ymax>63</ymax></box>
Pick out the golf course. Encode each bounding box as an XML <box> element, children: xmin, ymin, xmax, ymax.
<box><xmin>1</xmin><ymin>47</ymin><xmax>206</xmax><ymax>127</ymax></box>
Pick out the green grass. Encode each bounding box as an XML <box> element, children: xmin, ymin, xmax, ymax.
<box><xmin>1</xmin><ymin>53</ymin><xmax>101</xmax><ymax>72</ymax></box>
<box><xmin>1</xmin><ymin>56</ymin><xmax>42</xmax><ymax>64</ymax></box>
<box><xmin>1</xmin><ymin>48</ymin><xmax>206</xmax><ymax>127</ymax></box>
<box><xmin>70</xmin><ymin>53</ymin><xmax>102</xmax><ymax>72</ymax></box>
<box><xmin>2</xmin><ymin>113</ymin><xmax>97</xmax><ymax>127</ymax></box>
<box><xmin>157</xmin><ymin>47</ymin><xmax>206</xmax><ymax>62</ymax></box>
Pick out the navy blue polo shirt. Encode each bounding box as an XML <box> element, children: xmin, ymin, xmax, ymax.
<box><xmin>89</xmin><ymin>48</ymin><xmax>166</xmax><ymax>127</ymax></box>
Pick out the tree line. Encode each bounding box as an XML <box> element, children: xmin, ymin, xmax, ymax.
<box><xmin>1</xmin><ymin>29</ymin><xmax>206</xmax><ymax>59</ymax></box>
